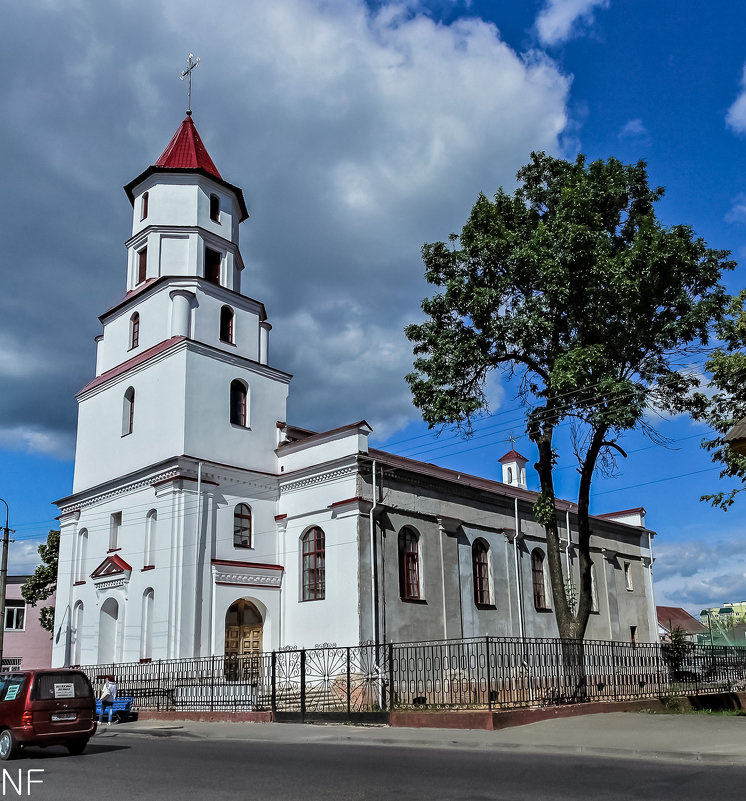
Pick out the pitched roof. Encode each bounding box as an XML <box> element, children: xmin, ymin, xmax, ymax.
<box><xmin>657</xmin><ymin>606</ymin><xmax>707</xmax><ymax>634</ymax></box>
<box><xmin>155</xmin><ymin>114</ymin><xmax>222</xmax><ymax>178</ymax></box>
<box><xmin>498</xmin><ymin>449</ymin><xmax>528</xmax><ymax>464</ymax></box>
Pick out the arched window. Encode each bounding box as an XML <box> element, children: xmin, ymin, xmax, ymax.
<box><xmin>140</xmin><ymin>589</ymin><xmax>154</xmax><ymax>661</ymax></box>
<box><xmin>98</xmin><ymin>597</ymin><xmax>119</xmax><ymax>664</ymax></box>
<box><xmin>507</xmin><ymin>467</ymin><xmax>513</xmax><ymax>484</ymax></box>
<box><xmin>72</xmin><ymin>602</ymin><xmax>84</xmax><ymax>666</ymax></box>
<box><xmin>144</xmin><ymin>510</ymin><xmax>157</xmax><ymax>566</ymax></box>
<box><xmin>220</xmin><ymin>306</ymin><xmax>234</xmax><ymax>344</ymax></box>
<box><xmin>230</xmin><ymin>380</ymin><xmax>247</xmax><ymax>427</ymax></box>
<box><xmin>141</xmin><ymin>191</ymin><xmax>149</xmax><ymax>221</ymax></box>
<box><xmin>129</xmin><ymin>312</ymin><xmax>140</xmax><ymax>350</ymax></box>
<box><xmin>210</xmin><ymin>193</ymin><xmax>220</xmax><ymax>222</ymax></box>
<box><xmin>122</xmin><ymin>387</ymin><xmax>135</xmax><ymax>435</ymax></box>
<box><xmin>472</xmin><ymin>539</ymin><xmax>491</xmax><ymax>606</ymax></box>
<box><xmin>301</xmin><ymin>527</ymin><xmax>325</xmax><ymax>601</ymax></box>
<box><xmin>398</xmin><ymin>527</ymin><xmax>420</xmax><ymax>601</ymax></box>
<box><xmin>75</xmin><ymin>528</ymin><xmax>88</xmax><ymax>583</ymax></box>
<box><xmin>234</xmin><ymin>504</ymin><xmax>252</xmax><ymax>548</ymax></box>
<box><xmin>532</xmin><ymin>548</ymin><xmax>550</xmax><ymax>611</ymax></box>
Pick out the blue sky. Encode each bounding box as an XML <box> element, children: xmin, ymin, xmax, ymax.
<box><xmin>2</xmin><ymin>0</ymin><xmax>746</xmax><ymax>614</ymax></box>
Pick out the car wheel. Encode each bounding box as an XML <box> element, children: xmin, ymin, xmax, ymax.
<box><xmin>0</xmin><ymin>730</ymin><xmax>18</xmax><ymax>761</ymax></box>
<box><xmin>66</xmin><ymin>739</ymin><xmax>88</xmax><ymax>756</ymax></box>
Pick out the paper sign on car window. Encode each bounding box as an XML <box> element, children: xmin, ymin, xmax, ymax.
<box><xmin>4</xmin><ymin>684</ymin><xmax>21</xmax><ymax>701</ymax></box>
<box><xmin>53</xmin><ymin>683</ymin><xmax>75</xmax><ymax>698</ymax></box>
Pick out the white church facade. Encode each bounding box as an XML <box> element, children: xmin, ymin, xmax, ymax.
<box><xmin>52</xmin><ymin>116</ymin><xmax>658</xmax><ymax>668</ymax></box>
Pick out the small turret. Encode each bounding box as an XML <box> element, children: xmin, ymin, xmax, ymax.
<box><xmin>499</xmin><ymin>449</ymin><xmax>528</xmax><ymax>488</ymax></box>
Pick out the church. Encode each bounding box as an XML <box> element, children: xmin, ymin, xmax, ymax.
<box><xmin>52</xmin><ymin>114</ymin><xmax>658</xmax><ymax>668</ymax></box>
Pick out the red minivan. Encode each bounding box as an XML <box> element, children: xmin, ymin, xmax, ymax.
<box><xmin>0</xmin><ymin>669</ymin><xmax>97</xmax><ymax>759</ymax></box>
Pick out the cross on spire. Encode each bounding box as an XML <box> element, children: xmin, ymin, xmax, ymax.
<box><xmin>505</xmin><ymin>431</ymin><xmax>519</xmax><ymax>449</ymax></box>
<box><xmin>180</xmin><ymin>53</ymin><xmax>200</xmax><ymax>114</ymax></box>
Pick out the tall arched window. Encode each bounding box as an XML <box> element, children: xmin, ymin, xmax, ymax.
<box><xmin>234</xmin><ymin>504</ymin><xmax>252</xmax><ymax>548</ymax></box>
<box><xmin>140</xmin><ymin>589</ymin><xmax>154</xmax><ymax>661</ymax></box>
<box><xmin>301</xmin><ymin>527</ymin><xmax>325</xmax><ymax>601</ymax></box>
<box><xmin>137</xmin><ymin>247</ymin><xmax>148</xmax><ymax>284</ymax></box>
<box><xmin>220</xmin><ymin>306</ymin><xmax>234</xmax><ymax>343</ymax></box>
<box><xmin>140</xmin><ymin>191</ymin><xmax>149</xmax><ymax>221</ymax></box>
<box><xmin>532</xmin><ymin>548</ymin><xmax>550</xmax><ymax>611</ymax></box>
<box><xmin>230</xmin><ymin>380</ymin><xmax>247</xmax><ymax>427</ymax></box>
<box><xmin>144</xmin><ymin>510</ymin><xmax>157</xmax><ymax>566</ymax></box>
<box><xmin>590</xmin><ymin>562</ymin><xmax>599</xmax><ymax>613</ymax></box>
<box><xmin>122</xmin><ymin>387</ymin><xmax>135</xmax><ymax>435</ymax></box>
<box><xmin>129</xmin><ymin>312</ymin><xmax>140</xmax><ymax>349</ymax></box>
<box><xmin>72</xmin><ymin>602</ymin><xmax>84</xmax><ymax>666</ymax></box>
<box><xmin>75</xmin><ymin>528</ymin><xmax>88</xmax><ymax>583</ymax></box>
<box><xmin>472</xmin><ymin>539</ymin><xmax>491</xmax><ymax>606</ymax></box>
<box><xmin>398</xmin><ymin>527</ymin><xmax>420</xmax><ymax>601</ymax></box>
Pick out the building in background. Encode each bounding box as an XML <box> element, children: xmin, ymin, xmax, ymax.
<box><xmin>2</xmin><ymin>577</ymin><xmax>54</xmax><ymax>669</ymax></box>
<box><xmin>656</xmin><ymin>605</ymin><xmax>708</xmax><ymax>643</ymax></box>
<box><xmin>52</xmin><ymin>114</ymin><xmax>658</xmax><ymax>668</ymax></box>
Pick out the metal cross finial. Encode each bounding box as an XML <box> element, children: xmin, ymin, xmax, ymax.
<box><xmin>506</xmin><ymin>431</ymin><xmax>518</xmax><ymax>449</ymax></box>
<box><xmin>180</xmin><ymin>53</ymin><xmax>200</xmax><ymax>114</ymax></box>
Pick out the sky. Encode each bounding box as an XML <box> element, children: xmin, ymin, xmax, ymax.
<box><xmin>1</xmin><ymin>0</ymin><xmax>746</xmax><ymax>616</ymax></box>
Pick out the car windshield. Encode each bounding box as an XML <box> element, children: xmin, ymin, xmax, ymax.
<box><xmin>0</xmin><ymin>675</ymin><xmax>26</xmax><ymax>702</ymax></box>
<box><xmin>31</xmin><ymin>673</ymin><xmax>92</xmax><ymax>700</ymax></box>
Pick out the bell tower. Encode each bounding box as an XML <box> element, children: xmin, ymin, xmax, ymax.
<box><xmin>71</xmin><ymin>114</ymin><xmax>290</xmax><ymax>493</ymax></box>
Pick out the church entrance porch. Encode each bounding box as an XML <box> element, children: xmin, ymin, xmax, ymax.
<box><xmin>225</xmin><ymin>598</ymin><xmax>263</xmax><ymax>682</ymax></box>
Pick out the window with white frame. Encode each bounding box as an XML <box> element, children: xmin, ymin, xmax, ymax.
<box><xmin>75</xmin><ymin>528</ymin><xmax>88</xmax><ymax>583</ymax></box>
<box><xmin>4</xmin><ymin>600</ymin><xmax>25</xmax><ymax>631</ymax></box>
<box><xmin>624</xmin><ymin>561</ymin><xmax>633</xmax><ymax>591</ymax></box>
<box><xmin>590</xmin><ymin>562</ymin><xmax>599</xmax><ymax>613</ymax></box>
<box><xmin>531</xmin><ymin>548</ymin><xmax>551</xmax><ymax>611</ymax></box>
<box><xmin>144</xmin><ymin>510</ymin><xmax>157</xmax><ymax>566</ymax></box>
<box><xmin>398</xmin><ymin>527</ymin><xmax>421</xmax><ymax>601</ymax></box>
<box><xmin>472</xmin><ymin>539</ymin><xmax>491</xmax><ymax>606</ymax></box>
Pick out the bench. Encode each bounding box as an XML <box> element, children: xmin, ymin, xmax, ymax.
<box><xmin>95</xmin><ymin>697</ymin><xmax>135</xmax><ymax>723</ymax></box>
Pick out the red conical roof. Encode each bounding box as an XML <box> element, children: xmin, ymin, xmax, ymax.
<box><xmin>498</xmin><ymin>449</ymin><xmax>528</xmax><ymax>464</ymax></box>
<box><xmin>155</xmin><ymin>113</ymin><xmax>222</xmax><ymax>178</ymax></box>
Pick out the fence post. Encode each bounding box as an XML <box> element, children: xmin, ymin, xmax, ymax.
<box><xmin>157</xmin><ymin>660</ymin><xmax>162</xmax><ymax>712</ymax></box>
<box><xmin>610</xmin><ymin>642</ymin><xmax>618</xmax><ymax>701</ymax></box>
<box><xmin>300</xmin><ymin>649</ymin><xmax>306</xmax><ymax>722</ymax></box>
<box><xmin>347</xmin><ymin>647</ymin><xmax>351</xmax><ymax>717</ymax></box>
<box><xmin>388</xmin><ymin>642</ymin><xmax>395</xmax><ymax>711</ymax></box>
<box><xmin>271</xmin><ymin>650</ymin><xmax>277</xmax><ymax>715</ymax></box>
<box><xmin>210</xmin><ymin>655</ymin><xmax>215</xmax><ymax>712</ymax></box>
<box><xmin>486</xmin><ymin>637</ymin><xmax>492</xmax><ymax>711</ymax></box>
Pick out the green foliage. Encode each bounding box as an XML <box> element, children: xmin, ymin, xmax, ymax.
<box><xmin>533</xmin><ymin>493</ymin><xmax>555</xmax><ymax>526</ymax></box>
<box><xmin>696</xmin><ymin>291</ymin><xmax>746</xmax><ymax>509</ymax></box>
<box><xmin>21</xmin><ymin>530</ymin><xmax>59</xmax><ymax>634</ymax></box>
<box><xmin>406</xmin><ymin>151</ymin><xmax>733</xmax><ymax>639</ymax></box>
<box><xmin>661</xmin><ymin>626</ymin><xmax>693</xmax><ymax>675</ymax></box>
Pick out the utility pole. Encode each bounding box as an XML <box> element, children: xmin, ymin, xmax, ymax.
<box><xmin>0</xmin><ymin>499</ymin><xmax>13</xmax><ymax>671</ymax></box>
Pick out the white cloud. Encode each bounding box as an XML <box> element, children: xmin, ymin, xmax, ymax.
<box><xmin>725</xmin><ymin>193</ymin><xmax>746</xmax><ymax>225</ymax></box>
<box><xmin>654</xmin><ymin>534</ymin><xmax>746</xmax><ymax>615</ymax></box>
<box><xmin>618</xmin><ymin>118</ymin><xmax>649</xmax><ymax>141</ymax></box>
<box><xmin>726</xmin><ymin>64</ymin><xmax>746</xmax><ymax>134</ymax></box>
<box><xmin>535</xmin><ymin>0</ymin><xmax>610</xmax><ymax>46</ymax></box>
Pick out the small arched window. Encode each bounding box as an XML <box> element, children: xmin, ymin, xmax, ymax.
<box><xmin>507</xmin><ymin>467</ymin><xmax>513</xmax><ymax>484</ymax></box>
<box><xmin>144</xmin><ymin>510</ymin><xmax>157</xmax><ymax>567</ymax></box>
<box><xmin>122</xmin><ymin>387</ymin><xmax>135</xmax><ymax>435</ymax></box>
<box><xmin>75</xmin><ymin>529</ymin><xmax>88</xmax><ymax>583</ymax></box>
<box><xmin>472</xmin><ymin>539</ymin><xmax>491</xmax><ymax>606</ymax></box>
<box><xmin>234</xmin><ymin>504</ymin><xmax>252</xmax><ymax>548</ymax></box>
<box><xmin>129</xmin><ymin>312</ymin><xmax>140</xmax><ymax>350</ymax></box>
<box><xmin>210</xmin><ymin>194</ymin><xmax>220</xmax><ymax>222</ymax></box>
<box><xmin>398</xmin><ymin>527</ymin><xmax>420</xmax><ymax>601</ymax></box>
<box><xmin>532</xmin><ymin>548</ymin><xmax>550</xmax><ymax>611</ymax></box>
<box><xmin>301</xmin><ymin>527</ymin><xmax>325</xmax><ymax>601</ymax></box>
<box><xmin>205</xmin><ymin>247</ymin><xmax>221</xmax><ymax>284</ymax></box>
<box><xmin>141</xmin><ymin>588</ymin><xmax>154</xmax><ymax>661</ymax></box>
<box><xmin>220</xmin><ymin>306</ymin><xmax>234</xmax><ymax>344</ymax></box>
<box><xmin>230</xmin><ymin>380</ymin><xmax>247</xmax><ymax>427</ymax></box>
<box><xmin>141</xmin><ymin>191</ymin><xmax>149</xmax><ymax>221</ymax></box>
<box><xmin>590</xmin><ymin>562</ymin><xmax>599</xmax><ymax>613</ymax></box>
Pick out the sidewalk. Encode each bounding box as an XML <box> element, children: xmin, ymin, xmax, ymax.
<box><xmin>98</xmin><ymin>711</ymin><xmax>746</xmax><ymax>765</ymax></box>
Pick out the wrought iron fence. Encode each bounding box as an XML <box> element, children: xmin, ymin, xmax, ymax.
<box><xmin>78</xmin><ymin>636</ymin><xmax>746</xmax><ymax>719</ymax></box>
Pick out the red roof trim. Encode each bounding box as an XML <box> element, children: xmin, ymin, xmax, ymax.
<box><xmin>79</xmin><ymin>337</ymin><xmax>185</xmax><ymax>394</ymax></box>
<box><xmin>595</xmin><ymin>507</ymin><xmax>646</xmax><ymax>519</ymax></box>
<box><xmin>274</xmin><ymin>514</ymin><xmax>287</xmax><ymax>521</ymax></box>
<box><xmin>329</xmin><ymin>497</ymin><xmax>364</xmax><ymax>509</ymax></box>
<box><xmin>211</xmin><ymin>559</ymin><xmax>284</xmax><ymax>571</ymax></box>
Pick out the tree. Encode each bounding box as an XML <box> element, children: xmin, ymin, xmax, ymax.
<box><xmin>21</xmin><ymin>530</ymin><xmax>59</xmax><ymax>634</ymax></box>
<box><xmin>406</xmin><ymin>151</ymin><xmax>733</xmax><ymax>646</ymax></box>
<box><xmin>696</xmin><ymin>290</ymin><xmax>746</xmax><ymax>509</ymax></box>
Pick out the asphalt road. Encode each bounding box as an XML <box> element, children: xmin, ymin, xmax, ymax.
<box><xmin>8</xmin><ymin>729</ymin><xmax>746</xmax><ymax>801</ymax></box>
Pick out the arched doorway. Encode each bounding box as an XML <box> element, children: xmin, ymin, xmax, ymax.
<box><xmin>224</xmin><ymin>599</ymin><xmax>263</xmax><ymax>681</ymax></box>
<box><xmin>98</xmin><ymin>597</ymin><xmax>119</xmax><ymax>664</ymax></box>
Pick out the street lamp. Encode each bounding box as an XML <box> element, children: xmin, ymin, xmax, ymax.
<box><xmin>0</xmin><ymin>499</ymin><xmax>11</xmax><ymax>670</ymax></box>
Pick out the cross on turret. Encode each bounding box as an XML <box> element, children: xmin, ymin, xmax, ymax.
<box><xmin>180</xmin><ymin>53</ymin><xmax>200</xmax><ymax>114</ymax></box>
